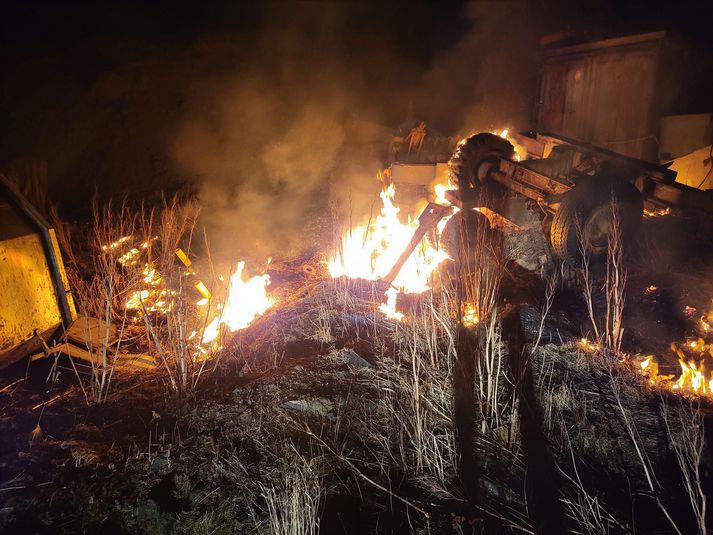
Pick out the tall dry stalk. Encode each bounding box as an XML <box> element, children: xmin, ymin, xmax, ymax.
<box><xmin>577</xmin><ymin>196</ymin><xmax>626</xmax><ymax>356</ymax></box>
<box><xmin>77</xmin><ymin>200</ymin><xmax>142</xmax><ymax>403</ymax></box>
<box><xmin>662</xmin><ymin>398</ymin><xmax>707</xmax><ymax>535</ymax></box>
<box><xmin>134</xmin><ymin>197</ymin><xmax>212</xmax><ymax>395</ymax></box>
<box><xmin>609</xmin><ymin>368</ymin><xmax>682</xmax><ymax>534</ymax></box>
<box><xmin>532</xmin><ymin>274</ymin><xmax>557</xmax><ymax>353</ymax></box>
<box><xmin>260</xmin><ymin>450</ymin><xmax>323</xmax><ymax>535</ymax></box>
<box><xmin>604</xmin><ymin>200</ymin><xmax>625</xmax><ymax>355</ymax></box>
<box><xmin>577</xmin><ymin>218</ymin><xmax>601</xmax><ymax>343</ymax></box>
<box><xmin>459</xmin><ymin>203</ymin><xmax>506</xmax><ymax>430</ymax></box>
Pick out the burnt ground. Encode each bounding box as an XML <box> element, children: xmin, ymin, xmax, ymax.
<box><xmin>1</xmin><ymin>213</ymin><xmax>713</xmax><ymax>534</ymax></box>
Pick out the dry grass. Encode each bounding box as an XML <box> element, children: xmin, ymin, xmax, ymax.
<box><xmin>260</xmin><ymin>449</ymin><xmax>324</xmax><ymax>535</ymax></box>
<box><xmin>662</xmin><ymin>398</ymin><xmax>707</xmax><ymax>535</ymax></box>
<box><xmin>51</xmin><ymin>196</ymin><xmax>217</xmax><ymax>399</ymax></box>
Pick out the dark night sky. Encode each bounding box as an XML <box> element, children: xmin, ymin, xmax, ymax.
<box><xmin>2</xmin><ymin>0</ymin><xmax>711</xmax><ymax>118</ymax></box>
<box><xmin>2</xmin><ymin>1</ymin><xmax>711</xmax><ymax>82</ymax></box>
<box><xmin>0</xmin><ymin>0</ymin><xmax>711</xmax><ymax>214</ymax></box>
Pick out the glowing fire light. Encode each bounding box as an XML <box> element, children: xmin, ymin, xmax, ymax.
<box><xmin>329</xmin><ymin>179</ymin><xmax>452</xmax><ymax>320</ymax></box>
<box><xmin>577</xmin><ymin>337</ymin><xmax>600</xmax><ymax>352</ymax></box>
<box><xmin>462</xmin><ymin>303</ymin><xmax>479</xmax><ymax>327</ymax></box>
<box><xmin>329</xmin><ymin>183</ymin><xmax>449</xmax><ymax>293</ymax></box>
<box><xmin>643</xmin><ymin>207</ymin><xmax>671</xmax><ymax>218</ymax></box>
<box><xmin>378</xmin><ymin>287</ymin><xmax>404</xmax><ymax>321</ymax></box>
<box><xmin>329</xmin><ymin>127</ymin><xmax>520</xmax><ymax>320</ymax></box>
<box><xmin>102</xmin><ymin>236</ymin><xmax>132</xmax><ymax>252</ymax></box>
<box><xmin>202</xmin><ymin>261</ymin><xmax>275</xmax><ymax>344</ymax></box>
<box><xmin>637</xmin><ymin>338</ymin><xmax>713</xmax><ymax>398</ymax></box>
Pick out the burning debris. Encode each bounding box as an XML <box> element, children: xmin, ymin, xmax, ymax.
<box><xmin>2</xmin><ymin>2</ymin><xmax>713</xmax><ymax>528</ymax></box>
<box><xmin>201</xmin><ymin>260</ymin><xmax>275</xmax><ymax>345</ymax></box>
<box><xmin>99</xmin><ymin>230</ymin><xmax>276</xmax><ymax>353</ymax></box>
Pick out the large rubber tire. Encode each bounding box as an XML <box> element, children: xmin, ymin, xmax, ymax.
<box><xmin>440</xmin><ymin>209</ymin><xmax>501</xmax><ymax>275</ymax></box>
<box><xmin>448</xmin><ymin>133</ymin><xmax>515</xmax><ymax>189</ymax></box>
<box><xmin>550</xmin><ymin>177</ymin><xmax>643</xmax><ymax>266</ymax></box>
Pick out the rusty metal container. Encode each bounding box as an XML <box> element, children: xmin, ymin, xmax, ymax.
<box><xmin>537</xmin><ymin>32</ymin><xmax>666</xmax><ymax>162</ymax></box>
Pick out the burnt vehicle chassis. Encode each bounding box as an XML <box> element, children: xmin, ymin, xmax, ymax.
<box><xmin>383</xmin><ymin>131</ymin><xmax>713</xmax><ymax>281</ymax></box>
<box><xmin>442</xmin><ymin>131</ymin><xmax>713</xmax><ymax>266</ymax></box>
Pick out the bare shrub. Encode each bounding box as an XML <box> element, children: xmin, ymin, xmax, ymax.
<box><xmin>661</xmin><ymin>398</ymin><xmax>707</xmax><ymax>535</ymax></box>
<box><xmin>531</xmin><ymin>273</ymin><xmax>557</xmax><ymax>353</ymax></box>
<box><xmin>64</xmin><ymin>200</ymin><xmax>143</xmax><ymax>403</ymax></box>
<box><xmin>604</xmin><ymin>200</ymin><xmax>626</xmax><ymax>355</ymax></box>
<box><xmin>131</xmin><ymin>197</ymin><xmax>214</xmax><ymax>394</ymax></box>
<box><xmin>54</xmin><ymin>195</ymin><xmax>215</xmax><ymax>398</ymax></box>
<box><xmin>577</xmin><ymin>196</ymin><xmax>626</xmax><ymax>356</ymax></box>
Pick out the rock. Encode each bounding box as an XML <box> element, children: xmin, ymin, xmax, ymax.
<box><xmin>330</xmin><ymin>348</ymin><xmax>372</xmax><ymax>369</ymax></box>
<box><xmin>281</xmin><ymin>398</ymin><xmax>334</xmax><ymax>419</ymax></box>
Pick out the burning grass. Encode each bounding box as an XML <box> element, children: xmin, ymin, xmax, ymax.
<box><xmin>4</xmin><ymin>167</ymin><xmax>713</xmax><ymax>533</ymax></box>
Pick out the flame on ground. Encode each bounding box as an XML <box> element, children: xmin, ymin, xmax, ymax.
<box><xmin>636</xmin><ymin>338</ymin><xmax>713</xmax><ymax>398</ymax></box>
<box><xmin>462</xmin><ymin>303</ymin><xmax>479</xmax><ymax>327</ymax></box>
<box><xmin>328</xmin><ymin>183</ymin><xmax>450</xmax><ymax>293</ymax></box>
<box><xmin>328</xmin><ymin>180</ymin><xmax>451</xmax><ymax>320</ymax></box>
<box><xmin>202</xmin><ymin>261</ymin><xmax>275</xmax><ymax>345</ymax></box>
<box><xmin>378</xmin><ymin>287</ymin><xmax>404</xmax><ymax>321</ymax></box>
<box><xmin>103</xmin><ymin>235</ymin><xmax>274</xmax><ymax>348</ymax></box>
<box><xmin>643</xmin><ymin>207</ymin><xmax>671</xmax><ymax>218</ymax></box>
<box><xmin>330</xmin><ymin>129</ymin><xmax>517</xmax><ymax>321</ymax></box>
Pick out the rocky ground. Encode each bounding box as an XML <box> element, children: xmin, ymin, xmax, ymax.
<box><xmin>1</xmin><ymin>210</ymin><xmax>713</xmax><ymax>534</ymax></box>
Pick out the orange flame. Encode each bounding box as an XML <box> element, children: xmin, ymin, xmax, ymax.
<box><xmin>202</xmin><ymin>261</ymin><xmax>274</xmax><ymax>344</ymax></box>
<box><xmin>637</xmin><ymin>338</ymin><xmax>713</xmax><ymax>398</ymax></box>
<box><xmin>328</xmin><ymin>183</ymin><xmax>449</xmax><ymax>293</ymax></box>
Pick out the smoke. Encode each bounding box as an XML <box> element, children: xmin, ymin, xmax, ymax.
<box><xmin>173</xmin><ymin>75</ymin><xmax>350</xmax><ymax>259</ymax></box>
<box><xmin>415</xmin><ymin>1</ymin><xmax>544</xmax><ymax>136</ymax></box>
<box><xmin>169</xmin><ymin>1</ymin><xmax>544</xmax><ymax>261</ymax></box>
<box><xmin>169</xmin><ymin>3</ymin><xmax>412</xmax><ymax>260</ymax></box>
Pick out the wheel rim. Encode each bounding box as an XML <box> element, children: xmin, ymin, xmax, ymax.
<box><xmin>474</xmin><ymin>155</ymin><xmax>500</xmax><ymax>184</ymax></box>
<box><xmin>582</xmin><ymin>205</ymin><xmax>615</xmax><ymax>254</ymax></box>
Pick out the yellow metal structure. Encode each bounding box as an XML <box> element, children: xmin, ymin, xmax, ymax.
<box><xmin>0</xmin><ymin>175</ymin><xmax>76</xmax><ymax>368</ymax></box>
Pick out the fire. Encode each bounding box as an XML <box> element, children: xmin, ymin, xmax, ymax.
<box><xmin>328</xmin><ymin>183</ymin><xmax>449</xmax><ymax>293</ymax></box>
<box><xmin>202</xmin><ymin>261</ymin><xmax>275</xmax><ymax>344</ymax></box>
<box><xmin>643</xmin><ymin>206</ymin><xmax>671</xmax><ymax>218</ymax></box>
<box><xmin>637</xmin><ymin>338</ymin><xmax>713</xmax><ymax>398</ymax></box>
<box><xmin>673</xmin><ymin>359</ymin><xmax>713</xmax><ymax>395</ymax></box>
<box><xmin>330</xmin><ymin>128</ymin><xmax>521</xmax><ymax>320</ymax></box>
<box><xmin>462</xmin><ymin>303</ymin><xmax>479</xmax><ymax>327</ymax></box>
<box><xmin>578</xmin><ymin>337</ymin><xmax>600</xmax><ymax>352</ymax></box>
<box><xmin>328</xmin><ymin>179</ymin><xmax>452</xmax><ymax>320</ymax></box>
<box><xmin>378</xmin><ymin>287</ymin><xmax>404</xmax><ymax>321</ymax></box>
<box><xmin>103</xmin><ymin>235</ymin><xmax>274</xmax><ymax>345</ymax></box>
<box><xmin>491</xmin><ymin>128</ymin><xmax>525</xmax><ymax>161</ymax></box>
<box><xmin>125</xmin><ymin>264</ymin><xmax>174</xmax><ymax>313</ymax></box>
<box><xmin>102</xmin><ymin>235</ymin><xmax>132</xmax><ymax>251</ymax></box>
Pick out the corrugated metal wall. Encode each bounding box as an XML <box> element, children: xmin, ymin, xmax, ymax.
<box><xmin>538</xmin><ymin>33</ymin><xmax>664</xmax><ymax>161</ymax></box>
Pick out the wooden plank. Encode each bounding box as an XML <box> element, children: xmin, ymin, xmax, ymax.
<box><xmin>31</xmin><ymin>341</ymin><xmax>156</xmax><ymax>372</ymax></box>
<box><xmin>0</xmin><ymin>234</ymin><xmax>63</xmax><ymax>353</ymax></box>
<box><xmin>543</xmin><ymin>31</ymin><xmax>665</xmax><ymax>58</ymax></box>
<box><xmin>65</xmin><ymin>315</ymin><xmax>118</xmax><ymax>349</ymax></box>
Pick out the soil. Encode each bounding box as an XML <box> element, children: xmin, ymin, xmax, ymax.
<box><xmin>1</xmin><ymin>210</ymin><xmax>713</xmax><ymax>534</ymax></box>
